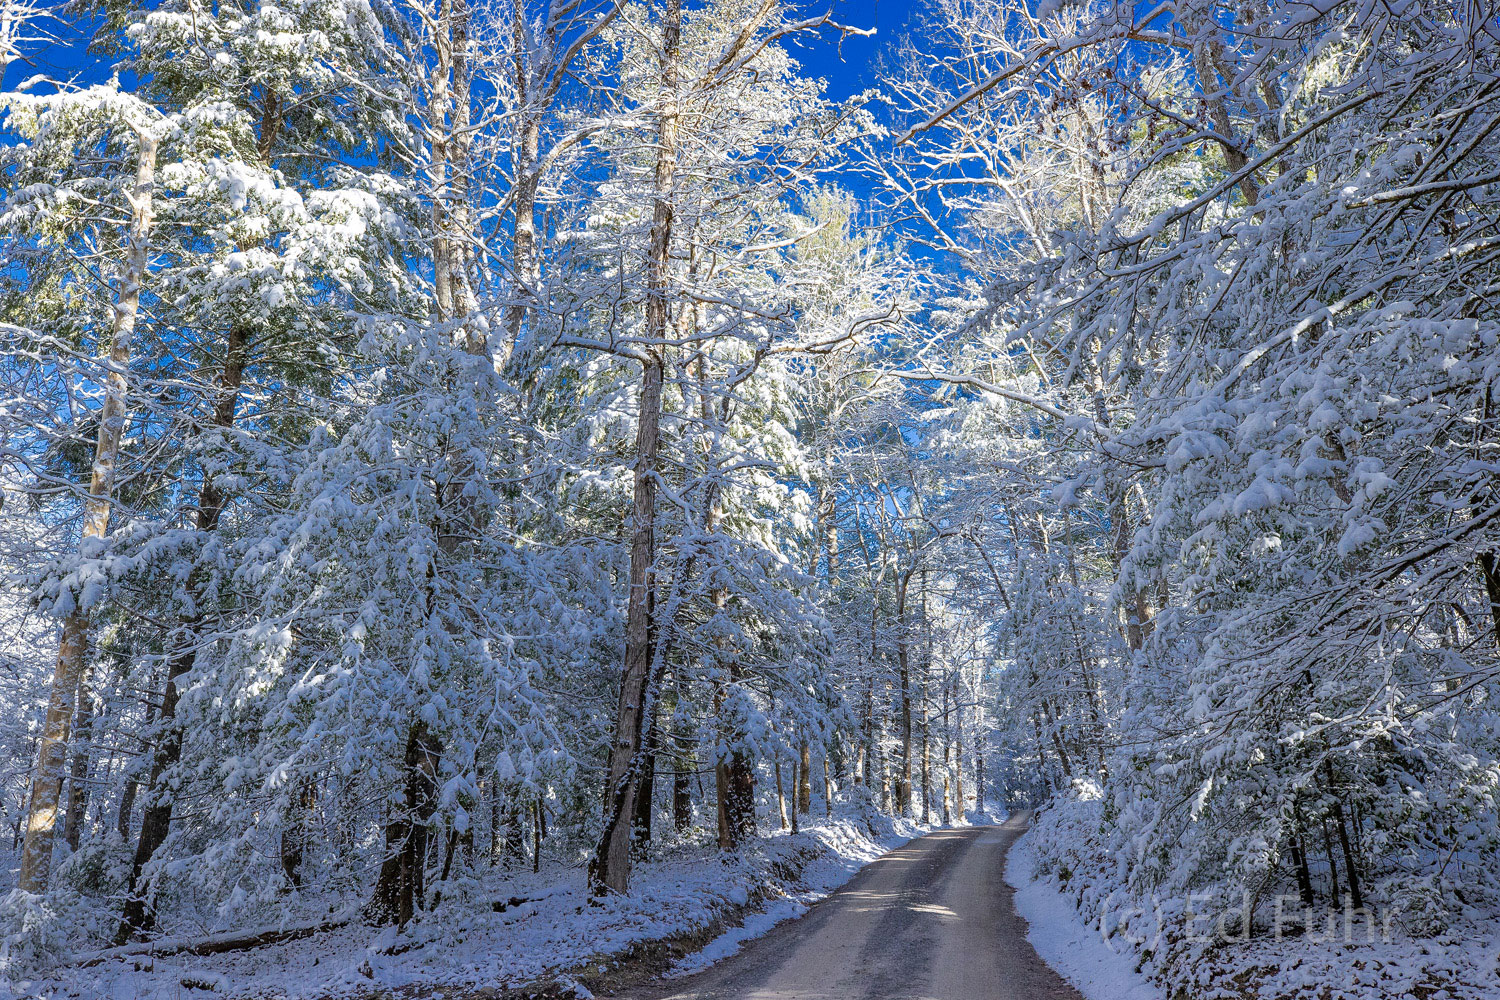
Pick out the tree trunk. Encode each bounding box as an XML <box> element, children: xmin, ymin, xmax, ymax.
<box><xmin>774</xmin><ymin>758</ymin><xmax>788</xmax><ymax>830</ymax></box>
<box><xmin>975</xmin><ymin>739</ymin><xmax>985</xmax><ymax>815</ymax></box>
<box><xmin>489</xmin><ymin>778</ymin><xmax>502</xmax><ymax>862</ymax></box>
<box><xmin>952</xmin><ymin>675</ymin><xmax>965</xmax><ymax>818</ymax></box>
<box><xmin>672</xmin><ymin>772</ymin><xmax>693</xmax><ymax>833</ymax></box>
<box><xmin>116</xmin><ymin>756</ymin><xmax>142</xmax><ymax>841</ymax></box>
<box><xmin>1041</xmin><ymin>696</ymin><xmax>1073</xmax><ymax>779</ymax></box>
<box><xmin>670</xmin><ymin>665</ymin><xmax>692</xmax><ymax>834</ymax></box>
<box><xmin>1032</xmin><ymin>715</ymin><xmax>1053</xmax><ymax>791</ymax></box>
<box><xmin>117</xmin><ymin>318</ymin><xmax>249</xmax><ymax>942</ymax></box>
<box><xmin>1327</xmin><ymin>785</ymin><xmax>1363</xmax><ymax>908</ymax></box>
<box><xmin>920</xmin><ymin>677</ymin><xmax>931</xmax><ymax>825</ymax></box>
<box><xmin>1477</xmin><ymin>551</ymin><xmax>1500</xmax><ymax>652</ymax></box>
<box><xmin>1290</xmin><ymin>822</ymin><xmax>1315</xmax><ymax>905</ymax></box>
<box><xmin>280</xmin><ymin>778</ymin><xmax>316</xmax><ymax>890</ymax></box>
<box><xmin>590</xmin><ymin>0</ymin><xmax>679</xmax><ymax>895</ymax></box>
<box><xmin>428</xmin><ymin>0</ymin><xmax>454</xmax><ymax>321</ymax></box>
<box><xmin>632</xmin><ymin>708</ymin><xmax>658</xmax><ymax>855</ymax></box>
<box><xmin>500</xmin><ymin>0</ymin><xmax>628</xmax><ymax>366</ymax></box>
<box><xmin>365</xmin><ymin>723</ymin><xmax>441</xmax><ymax>926</ymax></box>
<box><xmin>719</xmin><ymin>660</ymin><xmax>757</xmax><ymax>846</ymax></box>
<box><xmin>432</xmin><ymin>825</ymin><xmax>460</xmax><ymax>907</ymax></box>
<box><xmin>896</xmin><ymin>575</ymin><xmax>912</xmax><ymax>815</ymax></box>
<box><xmin>728</xmin><ymin>748</ymin><xmax>756</xmax><ymax>841</ymax></box>
<box><xmin>446</xmin><ymin>0</ymin><xmax>481</xmax><ymax>342</ymax></box>
<box><xmin>592</xmin><ymin>349</ymin><xmax>663</xmax><ymax>890</ymax></box>
<box><xmin>1321</xmin><ymin>815</ymin><xmax>1342</xmax><ymax>901</ymax></box>
<box><xmin>827</xmin><ymin>495</ymin><xmax>838</xmax><ymax>583</ymax></box>
<box><xmin>532</xmin><ymin>797</ymin><xmax>543</xmax><ymax>874</ymax></box>
<box><xmin>788</xmin><ymin>757</ymin><xmax>800</xmax><ymax>834</ymax></box>
<box><xmin>715</xmin><ymin>758</ymin><xmax>733</xmax><ymax>849</ymax></box>
<box><xmin>672</xmin><ymin>736</ymin><xmax>693</xmax><ymax>834</ymax></box>
<box><xmin>855</xmin><ymin>673</ymin><xmax>871</xmax><ymax>787</ymax></box>
<box><xmin>117</xmin><ymin>79</ymin><xmax>294</xmax><ymax>933</ymax></box>
<box><xmin>797</xmin><ymin>741</ymin><xmax>812</xmax><ymax>814</ymax></box>
<box><xmin>941</xmin><ymin>677</ymin><xmax>952</xmax><ymax>825</ymax></box>
<box><xmin>502</xmin><ymin>9</ymin><xmax>541</xmax><ymax>365</ymax></box>
<box><xmin>19</xmin><ymin>134</ymin><xmax>156</xmax><ymax>894</ymax></box>
<box><xmin>63</xmin><ymin>669</ymin><xmax>95</xmax><ymax>852</ymax></box>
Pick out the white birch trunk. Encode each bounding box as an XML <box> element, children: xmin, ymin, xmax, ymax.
<box><xmin>19</xmin><ymin>132</ymin><xmax>156</xmax><ymax>892</ymax></box>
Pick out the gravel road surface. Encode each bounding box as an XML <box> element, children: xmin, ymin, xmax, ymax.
<box><xmin>607</xmin><ymin>812</ymin><xmax>1086</xmax><ymax>1000</ymax></box>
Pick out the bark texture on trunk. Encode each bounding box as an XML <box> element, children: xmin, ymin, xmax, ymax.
<box><xmin>117</xmin><ymin>319</ymin><xmax>249</xmax><ymax>942</ymax></box>
<box><xmin>797</xmin><ymin>741</ymin><xmax>812</xmax><ymax>814</ymax></box>
<box><xmin>671</xmin><ymin>687</ymin><xmax>694</xmax><ymax>833</ymax></box>
<box><xmin>116</xmin><ymin>691</ymin><xmax>153</xmax><ymax>843</ymax></box>
<box><xmin>975</xmin><ymin>741</ymin><xmax>985</xmax><ymax>814</ymax></box>
<box><xmin>501</xmin><ymin>0</ymin><xmax>623</xmax><ymax>365</ymax></box>
<box><xmin>774</xmin><ymin>759</ymin><xmax>788</xmax><ymax>830</ymax></box>
<box><xmin>591</xmin><ymin>353</ymin><xmax>663</xmax><ymax>891</ymax></box>
<box><xmin>952</xmin><ymin>674</ymin><xmax>966</xmax><ymax>817</ymax></box>
<box><xmin>631</xmin><ymin>708</ymin><xmax>659</xmax><ymax>854</ymax></box>
<box><xmin>672</xmin><ymin>766</ymin><xmax>693</xmax><ymax>832</ymax></box>
<box><xmin>118</xmin><ymin>79</ymin><xmax>292</xmax><ymax>936</ymax></box>
<box><xmin>716</xmin><ymin>654</ymin><xmax>757</xmax><ymax>848</ymax></box>
<box><xmin>1478</xmin><ymin>550</ymin><xmax>1500</xmax><ymax>652</ymax></box>
<box><xmin>63</xmin><ymin>670</ymin><xmax>95</xmax><ymax>852</ymax></box>
<box><xmin>280</xmin><ymin>778</ymin><xmax>316</xmax><ymax>889</ymax></box>
<box><xmin>502</xmin><ymin>1</ymin><xmax>541</xmax><ymax>363</ymax></box>
<box><xmin>365</xmin><ymin>723</ymin><xmax>441</xmax><ymax>925</ymax></box>
<box><xmin>590</xmin><ymin>0</ymin><xmax>679</xmax><ymax>895</ymax></box>
<box><xmin>20</xmin><ymin>134</ymin><xmax>156</xmax><ymax>894</ymax></box>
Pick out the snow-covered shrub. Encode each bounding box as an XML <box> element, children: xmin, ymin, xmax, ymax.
<box><xmin>53</xmin><ymin>841</ymin><xmax>131</xmax><ymax>902</ymax></box>
<box><xmin>0</xmin><ymin>889</ymin><xmax>89</xmax><ymax>976</ymax></box>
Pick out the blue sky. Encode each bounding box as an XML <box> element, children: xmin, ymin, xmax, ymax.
<box><xmin>26</xmin><ymin>0</ymin><xmax>922</xmax><ymax>95</ymax></box>
<box><xmin>796</xmin><ymin>0</ymin><xmax>920</xmax><ymax>101</ymax></box>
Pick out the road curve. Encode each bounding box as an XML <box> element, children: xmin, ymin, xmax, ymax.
<box><xmin>608</xmin><ymin>812</ymin><xmax>1084</xmax><ymax>1000</ymax></box>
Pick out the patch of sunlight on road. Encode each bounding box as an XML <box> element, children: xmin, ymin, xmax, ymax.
<box><xmin>839</xmin><ymin>889</ymin><xmax>907</xmax><ymax>912</ymax></box>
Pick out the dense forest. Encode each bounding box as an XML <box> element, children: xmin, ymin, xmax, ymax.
<box><xmin>2</xmin><ymin>0</ymin><xmax>1499</xmax><ymax>997</ymax></box>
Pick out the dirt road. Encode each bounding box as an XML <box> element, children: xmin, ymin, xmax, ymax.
<box><xmin>608</xmin><ymin>812</ymin><xmax>1085</xmax><ymax>1000</ymax></box>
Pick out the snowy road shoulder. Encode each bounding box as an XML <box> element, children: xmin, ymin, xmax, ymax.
<box><xmin>1003</xmin><ymin>827</ymin><xmax>1165</xmax><ymax>1000</ymax></box>
<box><xmin>7</xmin><ymin>814</ymin><xmax>929</xmax><ymax>1000</ymax></box>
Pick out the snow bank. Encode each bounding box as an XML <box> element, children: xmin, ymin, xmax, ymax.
<box><xmin>1016</xmin><ymin>797</ymin><xmax>1500</xmax><ymax>1000</ymax></box>
<box><xmin>1005</xmin><ymin>829</ymin><xmax>1165</xmax><ymax>1000</ymax></box>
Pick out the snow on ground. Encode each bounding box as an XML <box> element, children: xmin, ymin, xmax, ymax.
<box><xmin>1005</xmin><ymin>827</ymin><xmax>1164</xmax><ymax>1000</ymax></box>
<box><xmin>5</xmin><ymin>812</ymin><xmax>926</xmax><ymax>1000</ymax></box>
<box><xmin>1182</xmin><ymin>921</ymin><xmax>1500</xmax><ymax>1000</ymax></box>
<box><xmin>1009</xmin><ymin>815</ymin><xmax>1500</xmax><ymax>1000</ymax></box>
